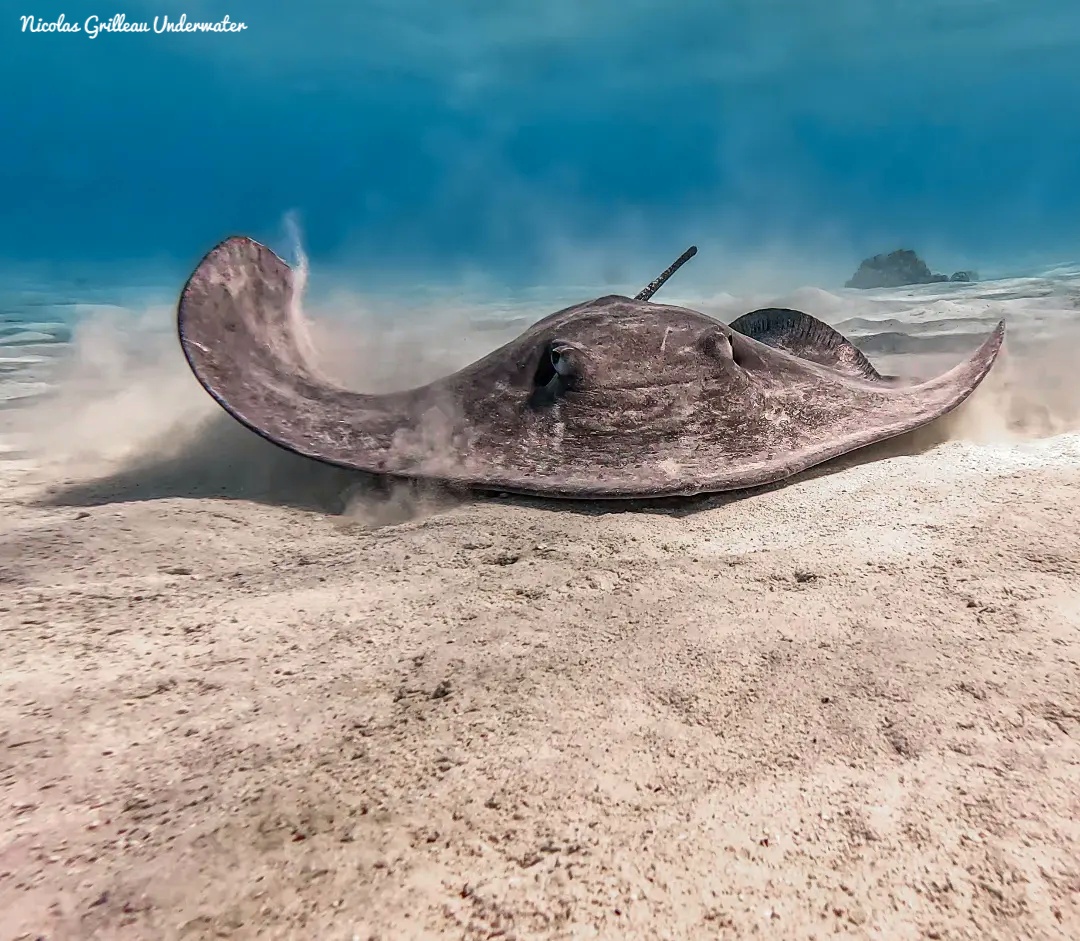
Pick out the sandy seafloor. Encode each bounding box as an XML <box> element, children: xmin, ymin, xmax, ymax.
<box><xmin>2</xmin><ymin>266</ymin><xmax>1080</xmax><ymax>940</ymax></box>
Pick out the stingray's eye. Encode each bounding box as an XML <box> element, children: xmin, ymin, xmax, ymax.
<box><xmin>550</xmin><ymin>345</ymin><xmax>577</xmax><ymax>377</ymax></box>
<box><xmin>529</xmin><ymin>338</ymin><xmax>588</xmax><ymax>407</ymax></box>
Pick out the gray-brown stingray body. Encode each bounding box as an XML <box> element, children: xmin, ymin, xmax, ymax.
<box><xmin>178</xmin><ymin>237</ymin><xmax>1005</xmax><ymax>499</ymax></box>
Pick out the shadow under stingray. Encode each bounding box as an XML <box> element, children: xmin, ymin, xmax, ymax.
<box><xmin>37</xmin><ymin>401</ymin><xmax>965</xmax><ymax>525</ymax></box>
<box><xmin>37</xmin><ymin>413</ymin><xmax>375</xmax><ymax>516</ymax></box>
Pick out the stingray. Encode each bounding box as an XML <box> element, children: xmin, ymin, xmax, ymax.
<box><xmin>177</xmin><ymin>236</ymin><xmax>1004</xmax><ymax>500</ymax></box>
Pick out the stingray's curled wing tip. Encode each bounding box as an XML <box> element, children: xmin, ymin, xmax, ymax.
<box><xmin>178</xmin><ymin>236</ymin><xmax>291</xmax><ymax>325</ymax></box>
<box><xmin>179</xmin><ymin>235</ymin><xmax>290</xmax><ymax>301</ymax></box>
<box><xmin>911</xmin><ymin>316</ymin><xmax>1005</xmax><ymax>403</ymax></box>
<box><xmin>177</xmin><ymin>231</ymin><xmax>318</xmax><ymax>417</ymax></box>
<box><xmin>184</xmin><ymin>235</ymin><xmax>266</xmax><ymax>282</ymax></box>
<box><xmin>957</xmin><ymin>318</ymin><xmax>1007</xmax><ymax>370</ymax></box>
<box><xmin>204</xmin><ymin>234</ymin><xmax>274</xmax><ymax>260</ymax></box>
<box><xmin>977</xmin><ymin>318</ymin><xmax>1006</xmax><ymax>362</ymax></box>
<box><xmin>178</xmin><ymin>234</ymin><xmax>295</xmax><ymax>367</ymax></box>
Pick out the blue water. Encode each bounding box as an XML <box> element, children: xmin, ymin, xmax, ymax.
<box><xmin>3</xmin><ymin>1</ymin><xmax>1079</xmax><ymax>288</ymax></box>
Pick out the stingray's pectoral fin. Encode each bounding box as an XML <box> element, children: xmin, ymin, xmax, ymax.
<box><xmin>728</xmin><ymin>307</ymin><xmax>883</xmax><ymax>381</ymax></box>
<box><xmin>178</xmin><ymin>235</ymin><xmax>406</xmax><ymax>473</ymax></box>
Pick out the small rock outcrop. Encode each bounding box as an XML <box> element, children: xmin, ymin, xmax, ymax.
<box><xmin>845</xmin><ymin>249</ymin><xmax>977</xmax><ymax>289</ymax></box>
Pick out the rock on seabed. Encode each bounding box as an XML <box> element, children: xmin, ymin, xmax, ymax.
<box><xmin>845</xmin><ymin>249</ymin><xmax>977</xmax><ymax>289</ymax></box>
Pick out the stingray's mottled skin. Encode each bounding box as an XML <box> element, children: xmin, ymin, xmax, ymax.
<box><xmin>177</xmin><ymin>236</ymin><xmax>1005</xmax><ymax>499</ymax></box>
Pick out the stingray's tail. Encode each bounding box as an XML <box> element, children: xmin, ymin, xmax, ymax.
<box><xmin>635</xmin><ymin>245</ymin><xmax>698</xmax><ymax>302</ymax></box>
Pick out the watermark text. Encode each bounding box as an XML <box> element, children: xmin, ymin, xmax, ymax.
<box><xmin>19</xmin><ymin>14</ymin><xmax>247</xmax><ymax>38</ymax></box>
